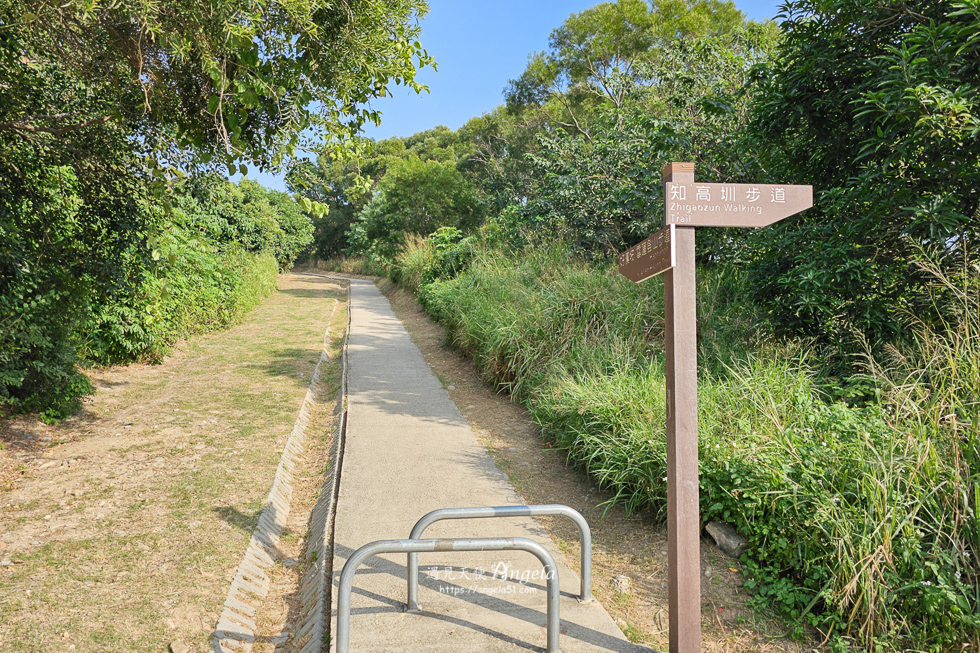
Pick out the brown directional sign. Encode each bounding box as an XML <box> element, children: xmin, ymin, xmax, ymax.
<box><xmin>664</xmin><ymin>182</ymin><xmax>812</xmax><ymax>227</ymax></box>
<box><xmin>615</xmin><ymin>163</ymin><xmax>813</xmax><ymax>653</ymax></box>
<box><xmin>618</xmin><ymin>224</ymin><xmax>675</xmax><ymax>283</ymax></box>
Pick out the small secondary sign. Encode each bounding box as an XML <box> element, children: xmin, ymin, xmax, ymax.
<box><xmin>665</xmin><ymin>182</ymin><xmax>812</xmax><ymax>227</ymax></box>
<box><xmin>618</xmin><ymin>224</ymin><xmax>674</xmax><ymax>283</ymax></box>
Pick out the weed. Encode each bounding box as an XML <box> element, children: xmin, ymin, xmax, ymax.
<box><xmin>622</xmin><ymin>622</ymin><xmax>646</xmax><ymax>642</ymax></box>
<box><xmin>612</xmin><ymin>591</ymin><xmax>633</xmax><ymax>609</ymax></box>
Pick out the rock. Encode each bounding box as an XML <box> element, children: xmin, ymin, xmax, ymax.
<box><xmin>705</xmin><ymin>521</ymin><xmax>749</xmax><ymax>559</ymax></box>
<box><xmin>169</xmin><ymin>642</ymin><xmax>190</xmax><ymax>653</ymax></box>
<box><xmin>446</xmin><ymin>385</ymin><xmax>455</xmax><ymax>391</ymax></box>
<box><xmin>610</xmin><ymin>574</ymin><xmax>631</xmax><ymax>594</ymax></box>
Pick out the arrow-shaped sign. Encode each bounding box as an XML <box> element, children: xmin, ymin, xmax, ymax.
<box><xmin>618</xmin><ymin>224</ymin><xmax>674</xmax><ymax>283</ymax></box>
<box><xmin>665</xmin><ymin>182</ymin><xmax>812</xmax><ymax>227</ymax></box>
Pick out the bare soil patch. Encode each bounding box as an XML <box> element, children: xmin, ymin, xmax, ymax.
<box><xmin>379</xmin><ymin>279</ymin><xmax>811</xmax><ymax>653</ymax></box>
<box><xmin>0</xmin><ymin>273</ymin><xmax>346</xmax><ymax>653</ymax></box>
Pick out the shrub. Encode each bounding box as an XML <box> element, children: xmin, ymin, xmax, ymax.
<box><xmin>0</xmin><ymin>158</ymin><xmax>147</xmax><ymax>418</ymax></box>
<box><xmin>83</xmin><ymin>224</ymin><xmax>278</xmax><ymax>364</ymax></box>
<box><xmin>390</xmin><ymin>227</ymin><xmax>474</xmax><ymax>301</ymax></box>
<box><xmin>1</xmin><ymin>169</ymin><xmax>288</xmax><ymax>417</ymax></box>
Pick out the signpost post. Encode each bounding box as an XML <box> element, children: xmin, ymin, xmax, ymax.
<box><xmin>619</xmin><ymin>163</ymin><xmax>812</xmax><ymax>653</ymax></box>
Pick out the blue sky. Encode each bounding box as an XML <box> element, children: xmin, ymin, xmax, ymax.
<box><xmin>247</xmin><ymin>0</ymin><xmax>785</xmax><ymax>191</ymax></box>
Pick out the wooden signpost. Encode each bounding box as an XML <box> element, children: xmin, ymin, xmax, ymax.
<box><xmin>620</xmin><ymin>162</ymin><xmax>812</xmax><ymax>653</ymax></box>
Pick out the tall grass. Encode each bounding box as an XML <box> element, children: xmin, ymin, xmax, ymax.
<box><xmin>423</xmin><ymin>240</ymin><xmax>668</xmax><ymax>397</ymax></box>
<box><xmin>298</xmin><ymin>255</ymin><xmax>386</xmax><ymax>277</ymax></box>
<box><xmin>401</xmin><ymin>236</ymin><xmax>980</xmax><ymax>650</ymax></box>
<box><xmin>390</xmin><ymin>234</ymin><xmax>431</xmax><ymax>292</ymax></box>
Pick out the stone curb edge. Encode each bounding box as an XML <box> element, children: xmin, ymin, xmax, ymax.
<box><xmin>292</xmin><ymin>275</ymin><xmax>351</xmax><ymax>653</ymax></box>
<box><xmin>211</xmin><ymin>277</ymin><xmax>348</xmax><ymax>653</ymax></box>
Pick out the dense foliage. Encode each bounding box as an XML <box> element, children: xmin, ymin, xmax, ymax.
<box><xmin>0</xmin><ymin>112</ymin><xmax>150</xmax><ymax>415</ymax></box>
<box><xmin>83</xmin><ymin>178</ymin><xmax>307</xmax><ymax>366</ymax></box>
<box><xmin>346</xmin><ymin>156</ymin><xmax>482</xmax><ymax>262</ymax></box>
<box><xmin>747</xmin><ymin>0</ymin><xmax>980</xmax><ymax>348</ymax></box>
<box><xmin>515</xmin><ymin>27</ymin><xmax>777</xmax><ymax>258</ymax></box>
<box><xmin>289</xmin><ymin>124</ymin><xmax>481</xmax><ymax>262</ymax></box>
<box><xmin>1</xmin><ymin>0</ymin><xmax>431</xmax><ymax>174</ymax></box>
<box><xmin>0</xmin><ymin>168</ymin><xmax>304</xmax><ymax>418</ymax></box>
<box><xmin>1</xmin><ymin>0</ymin><xmax>431</xmax><ymax>416</ymax></box>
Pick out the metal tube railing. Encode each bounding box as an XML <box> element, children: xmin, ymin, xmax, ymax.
<box><xmin>406</xmin><ymin>504</ymin><xmax>592</xmax><ymax>612</ymax></box>
<box><xmin>335</xmin><ymin>537</ymin><xmax>560</xmax><ymax>653</ymax></box>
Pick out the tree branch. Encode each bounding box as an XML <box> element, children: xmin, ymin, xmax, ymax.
<box><xmin>0</xmin><ymin>113</ymin><xmax>114</xmax><ymax>136</ymax></box>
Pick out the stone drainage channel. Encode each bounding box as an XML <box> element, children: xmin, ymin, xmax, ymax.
<box><xmin>211</xmin><ymin>277</ymin><xmax>350</xmax><ymax>653</ymax></box>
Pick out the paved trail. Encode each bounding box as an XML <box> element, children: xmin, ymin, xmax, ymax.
<box><xmin>329</xmin><ymin>278</ymin><xmax>650</xmax><ymax>652</ymax></box>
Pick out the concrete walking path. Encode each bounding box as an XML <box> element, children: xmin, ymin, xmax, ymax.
<box><xmin>329</xmin><ymin>279</ymin><xmax>651</xmax><ymax>652</ymax></box>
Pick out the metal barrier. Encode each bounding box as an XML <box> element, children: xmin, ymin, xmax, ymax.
<box><xmin>406</xmin><ymin>504</ymin><xmax>593</xmax><ymax>612</ymax></box>
<box><xmin>336</xmin><ymin>537</ymin><xmax>560</xmax><ymax>653</ymax></box>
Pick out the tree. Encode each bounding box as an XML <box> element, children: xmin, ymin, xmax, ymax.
<box><xmin>0</xmin><ymin>159</ymin><xmax>143</xmax><ymax>415</ymax></box>
<box><xmin>456</xmin><ymin>108</ymin><xmax>545</xmax><ymax>215</ymax></box>
<box><xmin>205</xmin><ymin>180</ymin><xmax>314</xmax><ymax>270</ymax></box>
<box><xmin>290</xmin><ymin>125</ymin><xmax>482</xmax><ymax>260</ymax></box>
<box><xmin>476</xmin><ymin>0</ymin><xmax>772</xmax><ymax>254</ymax></box>
<box><xmin>286</xmin><ymin>153</ymin><xmax>365</xmax><ymax>259</ymax></box>
<box><xmin>346</xmin><ymin>157</ymin><xmax>483</xmax><ymax>261</ymax></box>
<box><xmin>1</xmin><ymin>0</ymin><xmax>433</xmax><ymax>174</ymax></box>
<box><xmin>504</xmin><ymin>0</ymin><xmax>749</xmax><ymax>134</ymax></box>
<box><xmin>0</xmin><ymin>0</ymin><xmax>433</xmax><ymax>414</ymax></box>
<box><xmin>747</xmin><ymin>0</ymin><xmax>980</xmax><ymax>347</ymax></box>
<box><xmin>511</xmin><ymin>29</ymin><xmax>778</xmax><ymax>257</ymax></box>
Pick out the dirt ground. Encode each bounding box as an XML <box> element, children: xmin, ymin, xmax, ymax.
<box><xmin>378</xmin><ymin>279</ymin><xmax>813</xmax><ymax>653</ymax></box>
<box><xmin>0</xmin><ymin>273</ymin><xmax>347</xmax><ymax>653</ymax></box>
